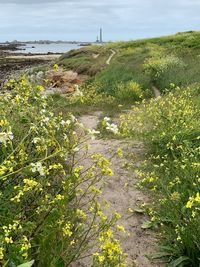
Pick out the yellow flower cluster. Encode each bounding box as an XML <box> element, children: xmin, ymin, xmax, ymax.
<box><xmin>20</xmin><ymin>236</ymin><xmax>31</xmax><ymax>258</ymax></box>
<box><xmin>186</xmin><ymin>192</ymin><xmax>200</xmax><ymax>209</ymax></box>
<box><xmin>62</xmin><ymin>222</ymin><xmax>73</xmax><ymax>237</ymax></box>
<box><xmin>93</xmin><ymin>229</ymin><xmax>127</xmax><ymax>266</ymax></box>
<box><xmin>92</xmin><ymin>153</ymin><xmax>114</xmax><ymax>176</ymax></box>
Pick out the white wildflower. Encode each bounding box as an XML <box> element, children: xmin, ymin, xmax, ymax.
<box><xmin>73</xmin><ymin>147</ymin><xmax>80</xmax><ymax>152</ymax></box>
<box><xmin>88</xmin><ymin>129</ymin><xmax>100</xmax><ymax>140</ymax></box>
<box><xmin>43</xmin><ymin>117</ymin><xmax>50</xmax><ymax>123</ymax></box>
<box><xmin>73</xmin><ymin>86</ymin><xmax>83</xmax><ymax>97</ymax></box>
<box><xmin>61</xmin><ymin>120</ymin><xmax>71</xmax><ymax>126</ymax></box>
<box><xmin>70</xmin><ymin>115</ymin><xmax>77</xmax><ymax>123</ymax></box>
<box><xmin>30</xmin><ymin>162</ymin><xmax>45</xmax><ymax>176</ymax></box>
<box><xmin>0</xmin><ymin>131</ymin><xmax>14</xmax><ymax>144</ymax></box>
<box><xmin>103</xmin><ymin>117</ymin><xmax>111</xmax><ymax>122</ymax></box>
<box><xmin>32</xmin><ymin>137</ymin><xmax>41</xmax><ymax>144</ymax></box>
<box><xmin>106</xmin><ymin>123</ymin><xmax>119</xmax><ymax>135</ymax></box>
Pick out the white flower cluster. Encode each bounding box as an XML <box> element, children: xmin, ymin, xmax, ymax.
<box><xmin>0</xmin><ymin>131</ymin><xmax>14</xmax><ymax>144</ymax></box>
<box><xmin>88</xmin><ymin>129</ymin><xmax>100</xmax><ymax>140</ymax></box>
<box><xmin>103</xmin><ymin>117</ymin><xmax>119</xmax><ymax>135</ymax></box>
<box><xmin>30</xmin><ymin>162</ymin><xmax>45</xmax><ymax>176</ymax></box>
<box><xmin>60</xmin><ymin>120</ymin><xmax>71</xmax><ymax>127</ymax></box>
<box><xmin>32</xmin><ymin>137</ymin><xmax>41</xmax><ymax>144</ymax></box>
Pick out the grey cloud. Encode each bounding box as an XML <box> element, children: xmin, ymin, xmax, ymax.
<box><xmin>0</xmin><ymin>0</ymin><xmax>200</xmax><ymax>42</ymax></box>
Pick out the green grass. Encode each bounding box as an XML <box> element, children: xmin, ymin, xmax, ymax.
<box><xmin>58</xmin><ymin>45</ymin><xmax>110</xmax><ymax>75</ymax></box>
<box><xmin>58</xmin><ymin>30</ymin><xmax>200</xmax><ymax>100</ymax></box>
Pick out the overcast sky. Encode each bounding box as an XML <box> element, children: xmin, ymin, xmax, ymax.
<box><xmin>0</xmin><ymin>0</ymin><xmax>200</xmax><ymax>42</ymax></box>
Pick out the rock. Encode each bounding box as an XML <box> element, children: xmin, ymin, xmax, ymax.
<box><xmin>47</xmin><ymin>68</ymin><xmax>88</xmax><ymax>93</ymax></box>
<box><xmin>62</xmin><ymin>71</ymin><xmax>78</xmax><ymax>83</ymax></box>
<box><xmin>48</xmin><ymin>69</ymin><xmax>78</xmax><ymax>87</ymax></box>
<box><xmin>28</xmin><ymin>67</ymin><xmax>90</xmax><ymax>95</ymax></box>
<box><xmin>62</xmin><ymin>85</ymin><xmax>76</xmax><ymax>94</ymax></box>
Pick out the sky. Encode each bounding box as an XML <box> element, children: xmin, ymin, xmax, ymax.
<box><xmin>0</xmin><ymin>0</ymin><xmax>200</xmax><ymax>42</ymax></box>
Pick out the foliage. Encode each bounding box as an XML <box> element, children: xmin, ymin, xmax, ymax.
<box><xmin>0</xmin><ymin>78</ymin><xmax>127</xmax><ymax>266</ymax></box>
<box><xmin>57</xmin><ymin>31</ymin><xmax>200</xmax><ymax>98</ymax></box>
<box><xmin>58</xmin><ymin>46</ymin><xmax>110</xmax><ymax>75</ymax></box>
<box><xmin>119</xmin><ymin>84</ymin><xmax>200</xmax><ymax>266</ymax></box>
<box><xmin>81</xmin><ymin>83</ymin><xmax>115</xmax><ymax>106</ymax></box>
<box><xmin>144</xmin><ymin>55</ymin><xmax>185</xmax><ymax>83</ymax></box>
<box><xmin>115</xmin><ymin>81</ymin><xmax>144</xmax><ymax>102</ymax></box>
<box><xmin>91</xmin><ymin>63</ymin><xmax>151</xmax><ymax>100</ymax></box>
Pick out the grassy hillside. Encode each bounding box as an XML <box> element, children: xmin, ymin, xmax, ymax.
<box><xmin>58</xmin><ymin>31</ymin><xmax>200</xmax><ymax>100</ymax></box>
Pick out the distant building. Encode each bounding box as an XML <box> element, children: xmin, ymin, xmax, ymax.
<box><xmin>96</xmin><ymin>28</ymin><xmax>103</xmax><ymax>43</ymax></box>
<box><xmin>100</xmin><ymin>28</ymin><xmax>103</xmax><ymax>43</ymax></box>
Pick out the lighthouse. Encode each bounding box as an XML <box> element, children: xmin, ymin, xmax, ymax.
<box><xmin>100</xmin><ymin>28</ymin><xmax>103</xmax><ymax>43</ymax></box>
<box><xmin>96</xmin><ymin>28</ymin><xmax>103</xmax><ymax>43</ymax></box>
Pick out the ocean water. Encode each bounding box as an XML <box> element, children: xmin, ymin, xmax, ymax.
<box><xmin>14</xmin><ymin>43</ymin><xmax>82</xmax><ymax>54</ymax></box>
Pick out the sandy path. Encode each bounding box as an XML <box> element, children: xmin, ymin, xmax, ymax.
<box><xmin>152</xmin><ymin>86</ymin><xmax>161</xmax><ymax>98</ymax></box>
<box><xmin>6</xmin><ymin>54</ymin><xmax>61</xmax><ymax>61</ymax></box>
<box><xmin>75</xmin><ymin>112</ymin><xmax>163</xmax><ymax>267</ymax></box>
<box><xmin>106</xmin><ymin>49</ymin><xmax>116</xmax><ymax>65</ymax></box>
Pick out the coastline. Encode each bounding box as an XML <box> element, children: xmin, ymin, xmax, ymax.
<box><xmin>0</xmin><ymin>50</ymin><xmax>61</xmax><ymax>88</ymax></box>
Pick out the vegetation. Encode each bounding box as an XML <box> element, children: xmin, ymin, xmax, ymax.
<box><xmin>59</xmin><ymin>45</ymin><xmax>110</xmax><ymax>75</ymax></box>
<box><xmin>0</xmin><ymin>79</ymin><xmax>127</xmax><ymax>267</ymax></box>
<box><xmin>2</xmin><ymin>30</ymin><xmax>200</xmax><ymax>266</ymax></box>
<box><xmin>59</xmin><ymin>30</ymin><xmax>200</xmax><ymax>98</ymax></box>
<box><xmin>120</xmin><ymin>85</ymin><xmax>200</xmax><ymax>266</ymax></box>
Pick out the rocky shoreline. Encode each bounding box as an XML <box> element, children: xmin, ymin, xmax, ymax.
<box><xmin>0</xmin><ymin>50</ymin><xmax>61</xmax><ymax>89</ymax></box>
<box><xmin>0</xmin><ymin>49</ymin><xmax>88</xmax><ymax>95</ymax></box>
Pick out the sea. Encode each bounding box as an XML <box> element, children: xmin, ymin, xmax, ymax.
<box><xmin>12</xmin><ymin>43</ymin><xmax>84</xmax><ymax>54</ymax></box>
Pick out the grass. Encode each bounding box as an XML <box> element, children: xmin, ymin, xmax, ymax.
<box><xmin>48</xmin><ymin>92</ymin><xmax>129</xmax><ymax>118</ymax></box>
<box><xmin>58</xmin><ymin>30</ymin><xmax>200</xmax><ymax>100</ymax></box>
<box><xmin>58</xmin><ymin>45</ymin><xmax>110</xmax><ymax>75</ymax></box>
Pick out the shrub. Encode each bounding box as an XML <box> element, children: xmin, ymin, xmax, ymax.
<box><xmin>144</xmin><ymin>55</ymin><xmax>185</xmax><ymax>83</ymax></box>
<box><xmin>0</xmin><ymin>78</ymin><xmax>127</xmax><ymax>266</ymax></box>
<box><xmin>119</xmin><ymin>85</ymin><xmax>200</xmax><ymax>266</ymax></box>
<box><xmin>115</xmin><ymin>81</ymin><xmax>144</xmax><ymax>102</ymax></box>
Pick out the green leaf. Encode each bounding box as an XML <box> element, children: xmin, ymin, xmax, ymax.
<box><xmin>133</xmin><ymin>208</ymin><xmax>145</xmax><ymax>214</ymax></box>
<box><xmin>17</xmin><ymin>260</ymin><xmax>35</xmax><ymax>267</ymax></box>
<box><xmin>151</xmin><ymin>251</ymin><xmax>173</xmax><ymax>259</ymax></box>
<box><xmin>159</xmin><ymin>245</ymin><xmax>177</xmax><ymax>253</ymax></box>
<box><xmin>167</xmin><ymin>256</ymin><xmax>190</xmax><ymax>267</ymax></box>
<box><xmin>141</xmin><ymin>220</ymin><xmax>153</xmax><ymax>229</ymax></box>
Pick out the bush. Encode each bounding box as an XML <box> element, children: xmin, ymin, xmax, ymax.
<box><xmin>144</xmin><ymin>55</ymin><xmax>185</xmax><ymax>84</ymax></box>
<box><xmin>0</xmin><ymin>78</ymin><xmax>127</xmax><ymax>266</ymax></box>
<box><xmin>115</xmin><ymin>81</ymin><xmax>144</xmax><ymax>102</ymax></box>
<box><xmin>119</xmin><ymin>85</ymin><xmax>200</xmax><ymax>266</ymax></box>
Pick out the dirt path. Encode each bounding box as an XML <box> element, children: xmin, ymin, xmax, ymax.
<box><xmin>75</xmin><ymin>112</ymin><xmax>163</xmax><ymax>267</ymax></box>
<box><xmin>152</xmin><ymin>85</ymin><xmax>161</xmax><ymax>98</ymax></box>
<box><xmin>106</xmin><ymin>49</ymin><xmax>116</xmax><ymax>65</ymax></box>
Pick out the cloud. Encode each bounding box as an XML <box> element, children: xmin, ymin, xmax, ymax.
<box><xmin>0</xmin><ymin>0</ymin><xmax>200</xmax><ymax>42</ymax></box>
